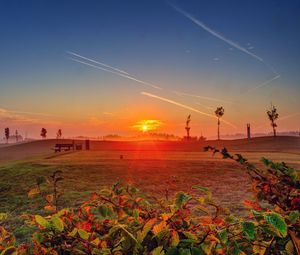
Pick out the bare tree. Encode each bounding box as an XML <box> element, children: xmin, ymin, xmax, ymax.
<box><xmin>40</xmin><ymin>128</ymin><xmax>47</xmax><ymax>139</ymax></box>
<box><xmin>4</xmin><ymin>128</ymin><xmax>9</xmax><ymax>144</ymax></box>
<box><xmin>267</xmin><ymin>104</ymin><xmax>279</xmax><ymax>137</ymax></box>
<box><xmin>215</xmin><ymin>107</ymin><xmax>224</xmax><ymax>140</ymax></box>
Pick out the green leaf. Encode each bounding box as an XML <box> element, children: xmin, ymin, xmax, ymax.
<box><xmin>51</xmin><ymin>216</ymin><xmax>64</xmax><ymax>232</ymax></box>
<box><xmin>265</xmin><ymin>213</ymin><xmax>287</xmax><ymax>237</ymax></box>
<box><xmin>97</xmin><ymin>205</ymin><xmax>114</xmax><ymax>218</ymax></box>
<box><xmin>78</xmin><ymin>228</ymin><xmax>90</xmax><ymax>240</ymax></box>
<box><xmin>178</xmin><ymin>248</ymin><xmax>191</xmax><ymax>255</ymax></box>
<box><xmin>0</xmin><ymin>213</ymin><xmax>8</xmax><ymax>221</ymax></box>
<box><xmin>218</xmin><ymin>229</ymin><xmax>228</xmax><ymax>244</ymax></box>
<box><xmin>192</xmin><ymin>185</ymin><xmax>209</xmax><ymax>193</ymax></box>
<box><xmin>287</xmin><ymin>211</ymin><xmax>300</xmax><ymax>223</ymax></box>
<box><xmin>166</xmin><ymin>247</ymin><xmax>179</xmax><ymax>255</ymax></box>
<box><xmin>116</xmin><ymin>224</ymin><xmax>138</xmax><ymax>243</ymax></box>
<box><xmin>175</xmin><ymin>192</ymin><xmax>191</xmax><ymax>209</ymax></box>
<box><xmin>68</xmin><ymin>227</ymin><xmax>78</xmax><ymax>237</ymax></box>
<box><xmin>33</xmin><ymin>233</ymin><xmax>43</xmax><ymax>244</ymax></box>
<box><xmin>152</xmin><ymin>246</ymin><xmax>165</xmax><ymax>255</ymax></box>
<box><xmin>242</xmin><ymin>221</ymin><xmax>256</xmax><ymax>239</ymax></box>
<box><xmin>35</xmin><ymin>215</ymin><xmax>50</xmax><ymax>228</ymax></box>
<box><xmin>285</xmin><ymin>240</ymin><xmax>295</xmax><ymax>255</ymax></box>
<box><xmin>190</xmin><ymin>247</ymin><xmax>201</xmax><ymax>255</ymax></box>
<box><xmin>137</xmin><ymin>218</ymin><xmax>156</xmax><ymax>243</ymax></box>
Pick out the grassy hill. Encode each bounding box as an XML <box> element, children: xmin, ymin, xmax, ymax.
<box><xmin>0</xmin><ymin>136</ymin><xmax>299</xmax><ymax>162</ymax></box>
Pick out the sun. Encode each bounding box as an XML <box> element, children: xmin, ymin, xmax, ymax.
<box><xmin>132</xmin><ymin>119</ymin><xmax>161</xmax><ymax>133</ymax></box>
<box><xmin>142</xmin><ymin>124</ymin><xmax>148</xmax><ymax>132</ymax></box>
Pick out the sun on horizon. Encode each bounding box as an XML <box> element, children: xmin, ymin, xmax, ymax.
<box><xmin>132</xmin><ymin>119</ymin><xmax>162</xmax><ymax>133</ymax></box>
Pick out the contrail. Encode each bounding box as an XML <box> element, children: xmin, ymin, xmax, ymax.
<box><xmin>255</xmin><ymin>112</ymin><xmax>300</xmax><ymax>130</ymax></box>
<box><xmin>173</xmin><ymin>90</ymin><xmax>234</xmax><ymax>104</ymax></box>
<box><xmin>246</xmin><ymin>74</ymin><xmax>280</xmax><ymax>93</ymax></box>
<box><xmin>141</xmin><ymin>92</ymin><xmax>237</xmax><ymax>128</ymax></box>
<box><xmin>278</xmin><ymin>112</ymin><xmax>300</xmax><ymax>121</ymax></box>
<box><xmin>195</xmin><ymin>102</ymin><xmax>214</xmax><ymax>110</ymax></box>
<box><xmin>169</xmin><ymin>3</ymin><xmax>281</xmax><ymax>92</ymax></box>
<box><xmin>169</xmin><ymin>3</ymin><xmax>264</xmax><ymax>63</ymax></box>
<box><xmin>0</xmin><ymin>108</ymin><xmax>54</xmax><ymax>117</ymax></box>
<box><xmin>68</xmin><ymin>57</ymin><xmax>162</xmax><ymax>90</ymax></box>
<box><xmin>67</xmin><ymin>51</ymin><xmax>130</xmax><ymax>75</ymax></box>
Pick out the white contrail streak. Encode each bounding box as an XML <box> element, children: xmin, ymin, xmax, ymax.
<box><xmin>278</xmin><ymin>112</ymin><xmax>300</xmax><ymax>121</ymax></box>
<box><xmin>169</xmin><ymin>3</ymin><xmax>280</xmax><ymax>91</ymax></box>
<box><xmin>246</xmin><ymin>75</ymin><xmax>280</xmax><ymax>93</ymax></box>
<box><xmin>141</xmin><ymin>92</ymin><xmax>237</xmax><ymax>128</ymax></box>
<box><xmin>195</xmin><ymin>102</ymin><xmax>214</xmax><ymax>110</ymax></box>
<box><xmin>173</xmin><ymin>90</ymin><xmax>234</xmax><ymax>104</ymax></box>
<box><xmin>68</xmin><ymin>57</ymin><xmax>162</xmax><ymax>90</ymax></box>
<box><xmin>0</xmin><ymin>108</ymin><xmax>54</xmax><ymax>117</ymax></box>
<box><xmin>169</xmin><ymin>3</ymin><xmax>264</xmax><ymax>63</ymax></box>
<box><xmin>67</xmin><ymin>51</ymin><xmax>130</xmax><ymax>75</ymax></box>
<box><xmin>255</xmin><ymin>112</ymin><xmax>300</xmax><ymax>130</ymax></box>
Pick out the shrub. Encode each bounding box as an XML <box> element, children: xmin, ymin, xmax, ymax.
<box><xmin>0</xmin><ymin>148</ymin><xmax>299</xmax><ymax>254</ymax></box>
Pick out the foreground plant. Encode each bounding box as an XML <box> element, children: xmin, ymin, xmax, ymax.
<box><xmin>0</xmin><ymin>149</ymin><xmax>299</xmax><ymax>255</ymax></box>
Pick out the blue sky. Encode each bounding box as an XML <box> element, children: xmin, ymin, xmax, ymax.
<box><xmin>0</xmin><ymin>0</ymin><xmax>299</xmax><ymax>137</ymax></box>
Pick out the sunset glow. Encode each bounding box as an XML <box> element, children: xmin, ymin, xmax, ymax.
<box><xmin>132</xmin><ymin>120</ymin><xmax>162</xmax><ymax>133</ymax></box>
<box><xmin>0</xmin><ymin>1</ymin><xmax>299</xmax><ymax>139</ymax></box>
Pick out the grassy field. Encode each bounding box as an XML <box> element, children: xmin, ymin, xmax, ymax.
<box><xmin>0</xmin><ymin>137</ymin><xmax>299</xmax><ymax>242</ymax></box>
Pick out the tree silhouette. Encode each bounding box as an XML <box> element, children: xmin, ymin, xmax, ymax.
<box><xmin>267</xmin><ymin>104</ymin><xmax>279</xmax><ymax>137</ymax></box>
<box><xmin>4</xmin><ymin>128</ymin><xmax>10</xmax><ymax>144</ymax></box>
<box><xmin>215</xmin><ymin>107</ymin><xmax>224</xmax><ymax>140</ymax></box>
<box><xmin>40</xmin><ymin>128</ymin><xmax>47</xmax><ymax>139</ymax></box>
<box><xmin>56</xmin><ymin>129</ymin><xmax>62</xmax><ymax>139</ymax></box>
<box><xmin>15</xmin><ymin>130</ymin><xmax>19</xmax><ymax>142</ymax></box>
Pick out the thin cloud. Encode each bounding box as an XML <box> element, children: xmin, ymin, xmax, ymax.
<box><xmin>67</xmin><ymin>51</ymin><xmax>130</xmax><ymax>75</ymax></box>
<box><xmin>68</xmin><ymin>57</ymin><xmax>163</xmax><ymax>90</ymax></box>
<box><xmin>246</xmin><ymin>74</ymin><xmax>280</xmax><ymax>93</ymax></box>
<box><xmin>102</xmin><ymin>112</ymin><xmax>115</xmax><ymax>116</ymax></box>
<box><xmin>0</xmin><ymin>108</ymin><xmax>58</xmax><ymax>125</ymax></box>
<box><xmin>141</xmin><ymin>92</ymin><xmax>237</xmax><ymax>128</ymax></box>
<box><xmin>173</xmin><ymin>90</ymin><xmax>234</xmax><ymax>104</ymax></box>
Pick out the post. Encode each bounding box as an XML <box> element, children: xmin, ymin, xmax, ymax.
<box><xmin>85</xmin><ymin>139</ymin><xmax>90</xmax><ymax>150</ymax></box>
<box><xmin>247</xmin><ymin>123</ymin><xmax>251</xmax><ymax>141</ymax></box>
<box><xmin>217</xmin><ymin>118</ymin><xmax>220</xmax><ymax>140</ymax></box>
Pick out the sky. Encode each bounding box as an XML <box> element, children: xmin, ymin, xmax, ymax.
<box><xmin>0</xmin><ymin>0</ymin><xmax>299</xmax><ymax>139</ymax></box>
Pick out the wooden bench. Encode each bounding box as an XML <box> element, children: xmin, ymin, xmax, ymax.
<box><xmin>53</xmin><ymin>143</ymin><xmax>74</xmax><ymax>152</ymax></box>
<box><xmin>53</xmin><ymin>143</ymin><xmax>83</xmax><ymax>152</ymax></box>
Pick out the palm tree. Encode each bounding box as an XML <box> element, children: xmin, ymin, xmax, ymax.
<box><xmin>215</xmin><ymin>107</ymin><xmax>224</xmax><ymax>140</ymax></box>
<box><xmin>267</xmin><ymin>104</ymin><xmax>279</xmax><ymax>137</ymax></box>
